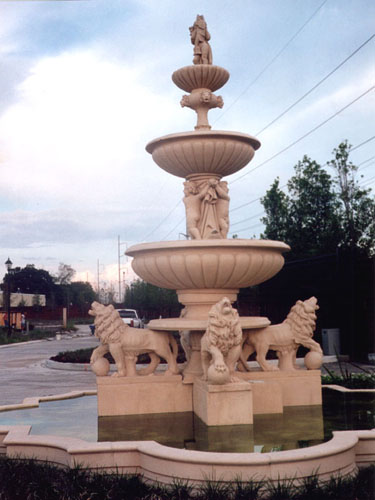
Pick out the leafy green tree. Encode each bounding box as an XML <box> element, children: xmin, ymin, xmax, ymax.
<box><xmin>327</xmin><ymin>141</ymin><xmax>375</xmax><ymax>255</ymax></box>
<box><xmin>261</xmin><ymin>178</ymin><xmax>289</xmax><ymax>242</ymax></box>
<box><xmin>68</xmin><ymin>281</ymin><xmax>96</xmax><ymax>314</ymax></box>
<box><xmin>124</xmin><ymin>280</ymin><xmax>181</xmax><ymax>319</ymax></box>
<box><xmin>261</xmin><ymin>157</ymin><xmax>342</xmax><ymax>259</ymax></box>
<box><xmin>260</xmin><ymin>142</ymin><xmax>375</xmax><ymax>259</ymax></box>
<box><xmin>1</xmin><ymin>265</ymin><xmax>56</xmax><ymax>299</ymax></box>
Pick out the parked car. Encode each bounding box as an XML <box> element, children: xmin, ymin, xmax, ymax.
<box><xmin>117</xmin><ymin>309</ymin><xmax>144</xmax><ymax>328</ymax></box>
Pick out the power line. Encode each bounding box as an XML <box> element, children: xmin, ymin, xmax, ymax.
<box><xmin>212</xmin><ymin>0</ymin><xmax>328</xmax><ymax>124</ymax></box>
<box><xmin>256</xmin><ymin>33</ymin><xmax>375</xmax><ymax>136</ymax></box>
<box><xmin>229</xmin><ymin>84</ymin><xmax>375</xmax><ymax>187</ymax></box>
<box><xmin>161</xmin><ymin>215</ymin><xmax>185</xmax><ymax>241</ymax></box>
<box><xmin>358</xmin><ymin>155</ymin><xmax>375</xmax><ymax>167</ymax></box>
<box><xmin>230</xmin><ymin>211</ymin><xmax>265</xmax><ymax>227</ymax></box>
<box><xmin>230</xmin><ymin>151</ymin><xmax>374</xmax><ymax>216</ymax></box>
<box><xmin>229</xmin><ymin>221</ymin><xmax>264</xmax><ymax>236</ymax></box>
<box><xmin>141</xmin><ymin>199</ymin><xmax>182</xmax><ymax>241</ymax></box>
<box><xmin>351</xmin><ymin>135</ymin><xmax>375</xmax><ymax>152</ymax></box>
<box><xmin>360</xmin><ymin>174</ymin><xmax>375</xmax><ymax>188</ymax></box>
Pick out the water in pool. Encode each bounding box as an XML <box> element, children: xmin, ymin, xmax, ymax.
<box><xmin>0</xmin><ymin>389</ymin><xmax>373</xmax><ymax>453</ymax></box>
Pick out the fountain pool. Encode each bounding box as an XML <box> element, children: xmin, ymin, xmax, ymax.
<box><xmin>0</xmin><ymin>389</ymin><xmax>373</xmax><ymax>453</ymax></box>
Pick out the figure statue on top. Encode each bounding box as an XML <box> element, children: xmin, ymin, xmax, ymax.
<box><xmin>189</xmin><ymin>15</ymin><xmax>212</xmax><ymax>65</ymax></box>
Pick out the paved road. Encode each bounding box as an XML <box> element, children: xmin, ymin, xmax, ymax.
<box><xmin>0</xmin><ymin>325</ymin><xmax>99</xmax><ymax>405</ymax></box>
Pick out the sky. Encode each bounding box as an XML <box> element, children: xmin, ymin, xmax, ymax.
<box><xmin>0</xmin><ymin>0</ymin><xmax>374</xmax><ymax>297</ymax></box>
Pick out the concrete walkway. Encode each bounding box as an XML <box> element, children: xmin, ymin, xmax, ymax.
<box><xmin>0</xmin><ymin>325</ymin><xmax>98</xmax><ymax>405</ymax></box>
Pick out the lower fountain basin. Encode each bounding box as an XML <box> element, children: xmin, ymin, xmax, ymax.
<box><xmin>126</xmin><ymin>239</ymin><xmax>290</xmax><ymax>291</ymax></box>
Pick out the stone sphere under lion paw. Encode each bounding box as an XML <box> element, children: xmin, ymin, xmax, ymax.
<box><xmin>91</xmin><ymin>357</ymin><xmax>110</xmax><ymax>376</ymax></box>
<box><xmin>207</xmin><ymin>363</ymin><xmax>230</xmax><ymax>385</ymax></box>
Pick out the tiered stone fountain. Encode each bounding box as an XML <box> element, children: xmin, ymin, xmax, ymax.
<box><xmin>95</xmin><ymin>15</ymin><xmax>323</xmax><ymax>427</ymax></box>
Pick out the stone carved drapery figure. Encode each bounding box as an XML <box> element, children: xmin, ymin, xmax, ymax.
<box><xmin>189</xmin><ymin>15</ymin><xmax>212</xmax><ymax>65</ymax></box>
<box><xmin>201</xmin><ymin>297</ymin><xmax>243</xmax><ymax>384</ymax></box>
<box><xmin>183</xmin><ymin>179</ymin><xmax>230</xmax><ymax>239</ymax></box>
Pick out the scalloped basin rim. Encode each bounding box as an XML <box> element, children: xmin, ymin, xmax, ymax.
<box><xmin>145</xmin><ymin>130</ymin><xmax>261</xmax><ymax>154</ymax></box>
<box><xmin>126</xmin><ymin>239</ymin><xmax>291</xmax><ymax>255</ymax></box>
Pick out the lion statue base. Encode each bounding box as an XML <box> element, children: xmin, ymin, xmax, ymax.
<box><xmin>238</xmin><ymin>296</ymin><xmax>322</xmax><ymax>372</ymax></box>
<box><xmin>89</xmin><ymin>302</ymin><xmax>179</xmax><ymax>377</ymax></box>
<box><xmin>201</xmin><ymin>297</ymin><xmax>243</xmax><ymax>384</ymax></box>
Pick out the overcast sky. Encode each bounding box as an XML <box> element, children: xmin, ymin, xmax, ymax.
<box><xmin>0</xmin><ymin>0</ymin><xmax>374</xmax><ymax>293</ymax></box>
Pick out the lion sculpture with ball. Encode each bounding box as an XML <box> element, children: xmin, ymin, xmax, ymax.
<box><xmin>238</xmin><ymin>296</ymin><xmax>323</xmax><ymax>372</ymax></box>
<box><xmin>89</xmin><ymin>302</ymin><xmax>179</xmax><ymax>377</ymax></box>
<box><xmin>201</xmin><ymin>297</ymin><xmax>243</xmax><ymax>384</ymax></box>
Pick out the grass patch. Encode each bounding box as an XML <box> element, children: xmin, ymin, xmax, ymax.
<box><xmin>322</xmin><ymin>362</ymin><xmax>375</xmax><ymax>389</ymax></box>
<box><xmin>0</xmin><ymin>328</ymin><xmax>54</xmax><ymax>345</ymax></box>
<box><xmin>0</xmin><ymin>457</ymin><xmax>374</xmax><ymax>499</ymax></box>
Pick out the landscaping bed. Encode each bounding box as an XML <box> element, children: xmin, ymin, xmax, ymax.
<box><xmin>0</xmin><ymin>457</ymin><xmax>373</xmax><ymax>500</ymax></box>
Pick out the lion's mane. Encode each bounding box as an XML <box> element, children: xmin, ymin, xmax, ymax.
<box><xmin>284</xmin><ymin>298</ymin><xmax>318</xmax><ymax>347</ymax></box>
<box><xmin>92</xmin><ymin>303</ymin><xmax>125</xmax><ymax>344</ymax></box>
<box><xmin>206</xmin><ymin>299</ymin><xmax>242</xmax><ymax>355</ymax></box>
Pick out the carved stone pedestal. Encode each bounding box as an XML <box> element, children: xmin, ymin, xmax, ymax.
<box><xmin>97</xmin><ymin>375</ymin><xmax>192</xmax><ymax>417</ymax></box>
<box><xmin>237</xmin><ymin>370</ymin><xmax>322</xmax><ymax>414</ymax></box>
<box><xmin>193</xmin><ymin>379</ymin><xmax>253</xmax><ymax>426</ymax></box>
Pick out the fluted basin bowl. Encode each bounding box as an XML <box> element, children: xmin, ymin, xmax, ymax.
<box><xmin>146</xmin><ymin>130</ymin><xmax>261</xmax><ymax>178</ymax></box>
<box><xmin>172</xmin><ymin>65</ymin><xmax>230</xmax><ymax>92</ymax></box>
<box><xmin>126</xmin><ymin>239</ymin><xmax>290</xmax><ymax>290</ymax></box>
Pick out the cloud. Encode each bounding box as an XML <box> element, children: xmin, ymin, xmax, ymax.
<box><xmin>0</xmin><ymin>49</ymin><xmax>188</xmax><ymax>210</ymax></box>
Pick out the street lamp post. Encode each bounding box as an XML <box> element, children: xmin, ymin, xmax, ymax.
<box><xmin>4</xmin><ymin>258</ymin><xmax>13</xmax><ymax>338</ymax></box>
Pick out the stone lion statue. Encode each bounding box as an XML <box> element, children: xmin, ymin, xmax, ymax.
<box><xmin>89</xmin><ymin>302</ymin><xmax>179</xmax><ymax>377</ymax></box>
<box><xmin>238</xmin><ymin>296</ymin><xmax>322</xmax><ymax>372</ymax></box>
<box><xmin>201</xmin><ymin>297</ymin><xmax>243</xmax><ymax>384</ymax></box>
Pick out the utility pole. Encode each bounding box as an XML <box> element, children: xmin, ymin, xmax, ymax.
<box><xmin>97</xmin><ymin>259</ymin><xmax>100</xmax><ymax>297</ymax></box>
<box><xmin>118</xmin><ymin>235</ymin><xmax>128</xmax><ymax>303</ymax></box>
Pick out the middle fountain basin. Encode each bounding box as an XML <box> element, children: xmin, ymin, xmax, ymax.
<box><xmin>126</xmin><ymin>239</ymin><xmax>290</xmax><ymax>318</ymax></box>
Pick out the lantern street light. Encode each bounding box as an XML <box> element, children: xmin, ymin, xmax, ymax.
<box><xmin>4</xmin><ymin>258</ymin><xmax>13</xmax><ymax>338</ymax></box>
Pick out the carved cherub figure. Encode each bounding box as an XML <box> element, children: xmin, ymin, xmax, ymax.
<box><xmin>183</xmin><ymin>180</ymin><xmax>211</xmax><ymax>239</ymax></box>
<box><xmin>215</xmin><ymin>181</ymin><xmax>230</xmax><ymax>238</ymax></box>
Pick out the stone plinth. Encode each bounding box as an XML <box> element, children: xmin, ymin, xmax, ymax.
<box><xmin>193</xmin><ymin>379</ymin><xmax>253</xmax><ymax>426</ymax></box>
<box><xmin>237</xmin><ymin>369</ymin><xmax>322</xmax><ymax>414</ymax></box>
<box><xmin>97</xmin><ymin>375</ymin><xmax>192</xmax><ymax>417</ymax></box>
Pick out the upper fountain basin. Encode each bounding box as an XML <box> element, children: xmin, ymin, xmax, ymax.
<box><xmin>126</xmin><ymin>239</ymin><xmax>290</xmax><ymax>290</ymax></box>
<box><xmin>172</xmin><ymin>65</ymin><xmax>230</xmax><ymax>93</ymax></box>
<box><xmin>146</xmin><ymin>130</ymin><xmax>261</xmax><ymax>178</ymax></box>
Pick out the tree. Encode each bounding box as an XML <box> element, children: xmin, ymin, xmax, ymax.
<box><xmin>124</xmin><ymin>280</ymin><xmax>181</xmax><ymax>319</ymax></box>
<box><xmin>261</xmin><ymin>178</ymin><xmax>289</xmax><ymax>242</ymax></box>
<box><xmin>55</xmin><ymin>263</ymin><xmax>76</xmax><ymax>285</ymax></box>
<box><xmin>68</xmin><ymin>281</ymin><xmax>96</xmax><ymax>314</ymax></box>
<box><xmin>260</xmin><ymin>143</ymin><xmax>375</xmax><ymax>259</ymax></box>
<box><xmin>261</xmin><ymin>156</ymin><xmax>343</xmax><ymax>259</ymax></box>
<box><xmin>327</xmin><ymin>141</ymin><xmax>375</xmax><ymax>255</ymax></box>
<box><xmin>1</xmin><ymin>265</ymin><xmax>56</xmax><ymax>298</ymax></box>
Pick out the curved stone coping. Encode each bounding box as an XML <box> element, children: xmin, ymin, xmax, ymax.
<box><xmin>1</xmin><ymin>424</ymin><xmax>374</xmax><ymax>484</ymax></box>
<box><xmin>127</xmin><ymin>238</ymin><xmax>290</xmax><ymax>254</ymax></box>
<box><xmin>322</xmin><ymin>384</ymin><xmax>375</xmax><ymax>393</ymax></box>
<box><xmin>145</xmin><ymin>130</ymin><xmax>261</xmax><ymax>155</ymax></box>
<box><xmin>0</xmin><ymin>390</ymin><xmax>97</xmax><ymax>412</ymax></box>
<box><xmin>148</xmin><ymin>316</ymin><xmax>270</xmax><ymax>331</ymax></box>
